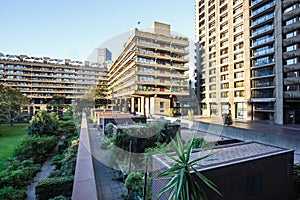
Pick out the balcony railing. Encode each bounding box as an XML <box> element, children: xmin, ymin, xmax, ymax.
<box><xmin>251</xmin><ymin>13</ymin><xmax>275</xmax><ymax>26</ymax></box>
<box><xmin>253</xmin><ymin>58</ymin><xmax>274</xmax><ymax>67</ymax></box>
<box><xmin>251</xmin><ymin>1</ymin><xmax>275</xmax><ymax>16</ymax></box>
<box><xmin>253</xmin><ymin>47</ymin><xmax>275</xmax><ymax>56</ymax></box>
<box><xmin>251</xmin><ymin>0</ymin><xmax>264</xmax><ymax>6</ymax></box>
<box><xmin>252</xmin><ymin>36</ymin><xmax>275</xmax><ymax>46</ymax></box>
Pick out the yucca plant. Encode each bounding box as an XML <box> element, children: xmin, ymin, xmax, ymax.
<box><xmin>157</xmin><ymin>134</ymin><xmax>221</xmax><ymax>200</ymax></box>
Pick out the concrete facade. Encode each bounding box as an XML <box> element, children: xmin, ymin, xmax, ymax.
<box><xmin>107</xmin><ymin>21</ymin><xmax>190</xmax><ymax>117</ymax></box>
<box><xmin>195</xmin><ymin>0</ymin><xmax>300</xmax><ymax>124</ymax></box>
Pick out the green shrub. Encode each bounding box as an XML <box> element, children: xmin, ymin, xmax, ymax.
<box><xmin>52</xmin><ymin>154</ymin><xmax>64</xmax><ymax>169</ymax></box>
<box><xmin>0</xmin><ymin>187</ymin><xmax>27</xmax><ymax>200</ymax></box>
<box><xmin>14</xmin><ymin>136</ymin><xmax>57</xmax><ymax>164</ymax></box>
<box><xmin>27</xmin><ymin>110</ymin><xmax>59</xmax><ymax>136</ymax></box>
<box><xmin>35</xmin><ymin>176</ymin><xmax>74</xmax><ymax>200</ymax></box>
<box><xmin>49</xmin><ymin>195</ymin><xmax>71</xmax><ymax>200</ymax></box>
<box><xmin>125</xmin><ymin>172</ymin><xmax>144</xmax><ymax>199</ymax></box>
<box><xmin>61</xmin><ymin>142</ymin><xmax>78</xmax><ymax>176</ymax></box>
<box><xmin>101</xmin><ymin>136</ymin><xmax>113</xmax><ymax>149</ymax></box>
<box><xmin>104</xmin><ymin>122</ymin><xmax>114</xmax><ymax>136</ymax></box>
<box><xmin>58</xmin><ymin>120</ymin><xmax>77</xmax><ymax>140</ymax></box>
<box><xmin>0</xmin><ymin>159</ymin><xmax>41</xmax><ymax>189</ymax></box>
<box><xmin>191</xmin><ymin>137</ymin><xmax>207</xmax><ymax>148</ymax></box>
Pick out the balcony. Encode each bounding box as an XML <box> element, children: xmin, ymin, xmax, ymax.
<box><xmin>252</xmin><ymin>47</ymin><xmax>275</xmax><ymax>57</ymax></box>
<box><xmin>252</xmin><ymin>67</ymin><xmax>274</xmax><ymax>77</ymax></box>
<box><xmin>284</xmin><ymin>91</ymin><xmax>300</xmax><ymax>99</ymax></box>
<box><xmin>283</xmin><ymin>49</ymin><xmax>300</xmax><ymax>59</ymax></box>
<box><xmin>252</xmin><ymin>82</ymin><xmax>275</xmax><ymax>89</ymax></box>
<box><xmin>283</xmin><ymin>34</ymin><xmax>300</xmax><ymax>46</ymax></box>
<box><xmin>283</xmin><ymin>20</ymin><xmax>300</xmax><ymax>34</ymax></box>
<box><xmin>252</xmin><ymin>36</ymin><xmax>275</xmax><ymax>47</ymax></box>
<box><xmin>251</xmin><ymin>1</ymin><xmax>275</xmax><ymax>17</ymax></box>
<box><xmin>250</xmin><ymin>0</ymin><xmax>264</xmax><ymax>8</ymax></box>
<box><xmin>284</xmin><ymin>76</ymin><xmax>300</xmax><ymax>85</ymax></box>
<box><xmin>251</xmin><ymin>13</ymin><xmax>275</xmax><ymax>27</ymax></box>
<box><xmin>284</xmin><ymin>63</ymin><xmax>300</xmax><ymax>73</ymax></box>
<box><xmin>253</xmin><ymin>58</ymin><xmax>275</xmax><ymax>68</ymax></box>
<box><xmin>282</xmin><ymin>0</ymin><xmax>298</xmax><ymax>9</ymax></box>
<box><xmin>283</xmin><ymin>7</ymin><xmax>300</xmax><ymax>21</ymax></box>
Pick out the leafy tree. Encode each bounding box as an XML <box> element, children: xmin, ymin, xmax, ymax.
<box><xmin>157</xmin><ymin>134</ymin><xmax>221</xmax><ymax>200</ymax></box>
<box><xmin>27</xmin><ymin>110</ymin><xmax>59</xmax><ymax>136</ymax></box>
<box><xmin>47</xmin><ymin>95</ymin><xmax>69</xmax><ymax>118</ymax></box>
<box><xmin>0</xmin><ymin>84</ymin><xmax>28</xmax><ymax>126</ymax></box>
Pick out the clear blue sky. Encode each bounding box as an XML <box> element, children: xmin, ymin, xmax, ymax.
<box><xmin>0</xmin><ymin>0</ymin><xmax>195</xmax><ymax>61</ymax></box>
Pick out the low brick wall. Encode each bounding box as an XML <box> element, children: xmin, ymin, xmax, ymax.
<box><xmin>72</xmin><ymin>112</ymin><xmax>97</xmax><ymax>200</ymax></box>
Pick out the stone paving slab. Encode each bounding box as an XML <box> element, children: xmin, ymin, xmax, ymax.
<box><xmin>88</xmin><ymin>125</ymin><xmax>127</xmax><ymax>200</ymax></box>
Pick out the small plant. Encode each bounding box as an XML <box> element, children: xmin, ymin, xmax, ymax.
<box><xmin>101</xmin><ymin>136</ymin><xmax>113</xmax><ymax>149</ymax></box>
<box><xmin>190</xmin><ymin>137</ymin><xmax>208</xmax><ymax>149</ymax></box>
<box><xmin>125</xmin><ymin>172</ymin><xmax>144</xmax><ymax>199</ymax></box>
<box><xmin>157</xmin><ymin>134</ymin><xmax>221</xmax><ymax>200</ymax></box>
<box><xmin>104</xmin><ymin>122</ymin><xmax>114</xmax><ymax>137</ymax></box>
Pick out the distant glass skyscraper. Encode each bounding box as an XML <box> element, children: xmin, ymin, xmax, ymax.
<box><xmin>195</xmin><ymin>0</ymin><xmax>300</xmax><ymax>124</ymax></box>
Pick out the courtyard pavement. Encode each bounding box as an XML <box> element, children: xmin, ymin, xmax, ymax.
<box><xmin>88</xmin><ymin>124</ymin><xmax>127</xmax><ymax>200</ymax></box>
<box><xmin>193</xmin><ymin>116</ymin><xmax>300</xmax><ymax>163</ymax></box>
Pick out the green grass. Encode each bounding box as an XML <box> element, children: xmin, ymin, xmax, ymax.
<box><xmin>0</xmin><ymin>124</ymin><xmax>27</xmax><ymax>170</ymax></box>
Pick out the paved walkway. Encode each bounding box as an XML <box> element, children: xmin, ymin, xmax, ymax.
<box><xmin>88</xmin><ymin>124</ymin><xmax>127</xmax><ymax>200</ymax></box>
<box><xmin>184</xmin><ymin>116</ymin><xmax>300</xmax><ymax>163</ymax></box>
<box><xmin>26</xmin><ymin>146</ymin><xmax>57</xmax><ymax>200</ymax></box>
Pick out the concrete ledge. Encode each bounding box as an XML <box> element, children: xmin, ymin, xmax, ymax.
<box><xmin>72</xmin><ymin>112</ymin><xmax>98</xmax><ymax>200</ymax></box>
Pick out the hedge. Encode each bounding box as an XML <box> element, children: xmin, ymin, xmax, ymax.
<box><xmin>0</xmin><ymin>187</ymin><xmax>27</xmax><ymax>200</ymax></box>
<box><xmin>35</xmin><ymin>176</ymin><xmax>74</xmax><ymax>200</ymax></box>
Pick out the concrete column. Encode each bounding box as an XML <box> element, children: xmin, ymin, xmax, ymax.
<box><xmin>124</xmin><ymin>99</ymin><xmax>129</xmax><ymax>112</ymax></box>
<box><xmin>138</xmin><ymin>97</ymin><xmax>141</xmax><ymax>113</ymax></box>
<box><xmin>131</xmin><ymin>97</ymin><xmax>135</xmax><ymax>113</ymax></box>
<box><xmin>141</xmin><ymin>96</ymin><xmax>145</xmax><ymax>116</ymax></box>
<box><xmin>145</xmin><ymin>97</ymin><xmax>150</xmax><ymax>117</ymax></box>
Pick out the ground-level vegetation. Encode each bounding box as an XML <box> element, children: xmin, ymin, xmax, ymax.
<box><xmin>0</xmin><ymin>124</ymin><xmax>27</xmax><ymax>170</ymax></box>
<box><xmin>0</xmin><ymin>107</ymin><xmax>79</xmax><ymax>200</ymax></box>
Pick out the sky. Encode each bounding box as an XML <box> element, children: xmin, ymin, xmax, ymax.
<box><xmin>0</xmin><ymin>0</ymin><xmax>195</xmax><ymax>61</ymax></box>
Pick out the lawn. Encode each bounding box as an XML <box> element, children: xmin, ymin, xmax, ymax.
<box><xmin>0</xmin><ymin>124</ymin><xmax>27</xmax><ymax>170</ymax></box>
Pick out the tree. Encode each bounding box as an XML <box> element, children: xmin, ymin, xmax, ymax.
<box><xmin>47</xmin><ymin>95</ymin><xmax>69</xmax><ymax>118</ymax></box>
<box><xmin>0</xmin><ymin>84</ymin><xmax>28</xmax><ymax>126</ymax></box>
<box><xmin>27</xmin><ymin>110</ymin><xmax>59</xmax><ymax>136</ymax></box>
<box><xmin>157</xmin><ymin>134</ymin><xmax>221</xmax><ymax>200</ymax></box>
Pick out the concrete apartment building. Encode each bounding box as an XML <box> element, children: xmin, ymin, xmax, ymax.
<box><xmin>107</xmin><ymin>22</ymin><xmax>190</xmax><ymax>116</ymax></box>
<box><xmin>195</xmin><ymin>0</ymin><xmax>300</xmax><ymax>124</ymax></box>
<box><xmin>0</xmin><ymin>51</ymin><xmax>109</xmax><ymax>114</ymax></box>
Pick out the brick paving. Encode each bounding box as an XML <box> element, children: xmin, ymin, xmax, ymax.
<box><xmin>88</xmin><ymin>125</ymin><xmax>127</xmax><ymax>200</ymax></box>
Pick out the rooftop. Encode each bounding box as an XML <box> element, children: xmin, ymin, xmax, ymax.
<box><xmin>153</xmin><ymin>141</ymin><xmax>294</xmax><ymax>171</ymax></box>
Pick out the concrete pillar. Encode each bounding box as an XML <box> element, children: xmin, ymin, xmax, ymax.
<box><xmin>145</xmin><ymin>97</ymin><xmax>150</xmax><ymax>117</ymax></box>
<box><xmin>124</xmin><ymin>99</ymin><xmax>129</xmax><ymax>112</ymax></box>
<box><xmin>138</xmin><ymin>97</ymin><xmax>141</xmax><ymax>113</ymax></box>
<box><xmin>141</xmin><ymin>96</ymin><xmax>145</xmax><ymax>116</ymax></box>
<box><xmin>131</xmin><ymin>97</ymin><xmax>135</xmax><ymax>113</ymax></box>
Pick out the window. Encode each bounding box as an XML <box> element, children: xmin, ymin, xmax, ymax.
<box><xmin>221</xmin><ymin>92</ymin><xmax>228</xmax><ymax>98</ymax></box>
<box><xmin>235</xmin><ymin>90</ymin><xmax>244</xmax><ymax>97</ymax></box>
<box><xmin>286</xmin><ymin>18</ymin><xmax>297</xmax><ymax>26</ymax></box>
<box><xmin>160</xmin><ymin>102</ymin><xmax>164</xmax><ymax>113</ymax></box>
<box><xmin>286</xmin><ymin>58</ymin><xmax>298</xmax><ymax>65</ymax></box>
<box><xmin>287</xmin><ymin>45</ymin><xmax>297</xmax><ymax>52</ymax></box>
<box><xmin>209</xmin><ymin>84</ymin><xmax>216</xmax><ymax>90</ymax></box>
<box><xmin>284</xmin><ymin>4</ymin><xmax>297</xmax><ymax>13</ymax></box>
<box><xmin>286</xmin><ymin>31</ymin><xmax>297</xmax><ymax>39</ymax></box>
<box><xmin>221</xmin><ymin>83</ymin><xmax>229</xmax><ymax>89</ymax></box>
<box><xmin>221</xmin><ymin>66</ymin><xmax>229</xmax><ymax>72</ymax></box>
